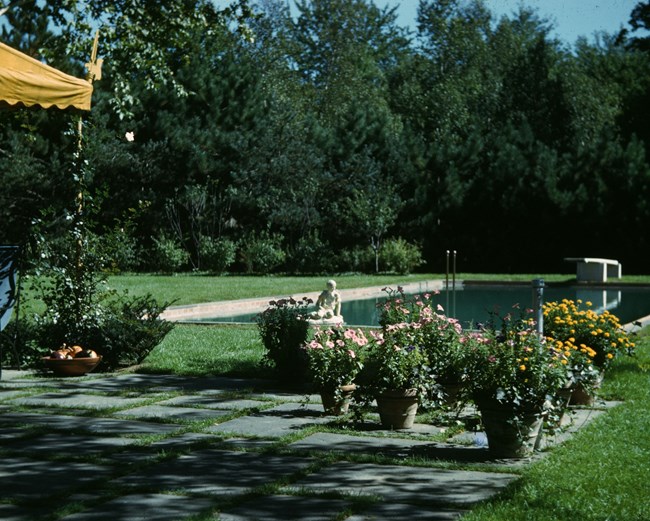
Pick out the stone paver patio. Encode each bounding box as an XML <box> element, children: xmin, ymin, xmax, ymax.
<box><xmin>0</xmin><ymin>369</ymin><xmax>615</xmax><ymax>521</ymax></box>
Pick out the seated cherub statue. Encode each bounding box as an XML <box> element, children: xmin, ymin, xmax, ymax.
<box><xmin>309</xmin><ymin>279</ymin><xmax>343</xmax><ymax>322</ymax></box>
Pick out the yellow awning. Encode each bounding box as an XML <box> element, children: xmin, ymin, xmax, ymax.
<box><xmin>0</xmin><ymin>41</ymin><xmax>93</xmax><ymax>111</ymax></box>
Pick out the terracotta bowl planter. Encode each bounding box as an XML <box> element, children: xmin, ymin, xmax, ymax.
<box><xmin>42</xmin><ymin>356</ymin><xmax>102</xmax><ymax>376</ymax></box>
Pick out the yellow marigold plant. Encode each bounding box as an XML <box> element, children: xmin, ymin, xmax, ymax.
<box><xmin>543</xmin><ymin>299</ymin><xmax>635</xmax><ymax>371</ymax></box>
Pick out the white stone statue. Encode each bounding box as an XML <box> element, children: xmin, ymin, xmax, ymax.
<box><xmin>308</xmin><ymin>279</ymin><xmax>343</xmax><ymax>324</ymax></box>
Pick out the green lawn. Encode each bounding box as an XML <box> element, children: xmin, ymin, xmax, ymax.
<box><xmin>107</xmin><ymin>272</ymin><xmax>650</xmax><ymax>307</ymax></box>
<box><xmin>141</xmin><ymin>323</ymin><xmax>266</xmax><ymax>377</ymax></box>
<box><xmin>107</xmin><ymin>273</ymin><xmax>441</xmax><ymax>306</ymax></box>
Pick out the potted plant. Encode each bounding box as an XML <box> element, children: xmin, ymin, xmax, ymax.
<box><xmin>543</xmin><ymin>299</ymin><xmax>636</xmax><ymax>404</ymax></box>
<box><xmin>544</xmin><ymin>299</ymin><xmax>635</xmax><ymax>370</ymax></box>
<box><xmin>464</xmin><ymin>307</ymin><xmax>568</xmax><ymax>458</ymax></box>
<box><xmin>415</xmin><ymin>306</ymin><xmax>467</xmax><ymax>406</ymax></box>
<box><xmin>378</xmin><ymin>287</ymin><xmax>466</xmax><ymax>406</ymax></box>
<box><xmin>303</xmin><ymin>326</ymin><xmax>367</xmax><ymax>414</ymax></box>
<box><xmin>256</xmin><ymin>297</ymin><xmax>313</xmax><ymax>384</ymax></box>
<box><xmin>357</xmin><ymin>322</ymin><xmax>433</xmax><ymax>429</ymax></box>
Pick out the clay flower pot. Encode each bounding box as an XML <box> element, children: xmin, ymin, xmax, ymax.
<box><xmin>319</xmin><ymin>383</ymin><xmax>356</xmax><ymax>415</ymax></box>
<box><xmin>376</xmin><ymin>388</ymin><xmax>419</xmax><ymax>430</ymax></box>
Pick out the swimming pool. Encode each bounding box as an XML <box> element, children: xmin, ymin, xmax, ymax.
<box><xmin>191</xmin><ymin>283</ymin><xmax>650</xmax><ymax>327</ymax></box>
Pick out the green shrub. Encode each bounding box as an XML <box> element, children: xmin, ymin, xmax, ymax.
<box><xmin>239</xmin><ymin>231</ymin><xmax>286</xmax><ymax>274</ymax></box>
<box><xmin>287</xmin><ymin>232</ymin><xmax>332</xmax><ymax>274</ymax></box>
<box><xmin>256</xmin><ymin>297</ymin><xmax>312</xmax><ymax>384</ymax></box>
<box><xmin>379</xmin><ymin>238</ymin><xmax>424</xmax><ymax>274</ymax></box>
<box><xmin>0</xmin><ymin>320</ymin><xmax>42</xmax><ymax>368</ymax></box>
<box><xmin>150</xmin><ymin>234</ymin><xmax>189</xmax><ymax>273</ymax></box>
<box><xmin>101</xmin><ymin>228</ymin><xmax>141</xmax><ymax>273</ymax></box>
<box><xmin>336</xmin><ymin>246</ymin><xmax>374</xmax><ymax>273</ymax></box>
<box><xmin>95</xmin><ymin>294</ymin><xmax>175</xmax><ymax>371</ymax></box>
<box><xmin>24</xmin><ymin>207</ymin><xmax>174</xmax><ymax>372</ymax></box>
<box><xmin>22</xmin><ymin>293</ymin><xmax>174</xmax><ymax>372</ymax></box>
<box><xmin>199</xmin><ymin>236</ymin><xmax>236</xmax><ymax>274</ymax></box>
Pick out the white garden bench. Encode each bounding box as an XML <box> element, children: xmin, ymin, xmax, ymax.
<box><xmin>564</xmin><ymin>257</ymin><xmax>622</xmax><ymax>283</ymax></box>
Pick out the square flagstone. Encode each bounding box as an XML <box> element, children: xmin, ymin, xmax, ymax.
<box><xmin>0</xmin><ymin>389</ymin><xmax>31</xmax><ymax>401</ymax></box>
<box><xmin>345</xmin><ymin>503</ymin><xmax>466</xmax><ymax>520</ymax></box>
<box><xmin>360</xmin><ymin>420</ymin><xmax>444</xmax><ymax>436</ymax></box>
<box><xmin>0</xmin><ymin>426</ymin><xmax>30</xmax><ymax>442</ymax></box>
<box><xmin>286</xmin><ymin>461</ymin><xmax>517</xmax><ymax>506</ymax></box>
<box><xmin>291</xmin><ymin>432</ymin><xmax>493</xmax><ymax>464</ymax></box>
<box><xmin>70</xmin><ymin>374</ymin><xmax>192</xmax><ymax>391</ymax></box>
<box><xmin>9</xmin><ymin>391</ymin><xmax>148</xmax><ymax>410</ymax></box>
<box><xmin>205</xmin><ymin>402</ymin><xmax>333</xmax><ymax>438</ymax></box>
<box><xmin>114</xmin><ymin>404</ymin><xmax>231</xmax><ymax>422</ymax></box>
<box><xmin>157</xmin><ymin>395</ymin><xmax>266</xmax><ymax>410</ymax></box>
<box><xmin>0</xmin><ymin>379</ymin><xmax>55</xmax><ymax>389</ymax></box>
<box><xmin>541</xmin><ymin>407</ymin><xmax>608</xmax><ymax>448</ymax></box>
<box><xmin>220</xmin><ymin>437</ymin><xmax>278</xmax><ymax>449</ymax></box>
<box><xmin>218</xmin><ymin>494</ymin><xmax>350</xmax><ymax>521</ymax></box>
<box><xmin>104</xmin><ymin>433</ymin><xmax>223</xmax><ymax>466</ymax></box>
<box><xmin>290</xmin><ymin>432</ymin><xmax>432</xmax><ymax>456</ymax></box>
<box><xmin>0</xmin><ymin>457</ymin><xmax>114</xmax><ymax>500</ymax></box>
<box><xmin>449</xmin><ymin>431</ymin><xmax>488</xmax><ymax>447</ymax></box>
<box><xmin>251</xmin><ymin>391</ymin><xmax>320</xmax><ymax>403</ymax></box>
<box><xmin>60</xmin><ymin>493</ymin><xmax>215</xmax><ymax>521</ymax></box>
<box><xmin>116</xmin><ymin>449</ymin><xmax>312</xmax><ymax>495</ymax></box>
<box><xmin>3</xmin><ymin>433</ymin><xmax>138</xmax><ymax>455</ymax></box>
<box><xmin>0</xmin><ymin>412</ymin><xmax>182</xmax><ymax>435</ymax></box>
<box><xmin>0</xmin><ymin>502</ymin><xmax>53</xmax><ymax>521</ymax></box>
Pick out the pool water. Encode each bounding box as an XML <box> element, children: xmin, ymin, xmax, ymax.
<box><xmin>196</xmin><ymin>284</ymin><xmax>650</xmax><ymax>328</ymax></box>
<box><xmin>342</xmin><ymin>285</ymin><xmax>649</xmax><ymax>327</ymax></box>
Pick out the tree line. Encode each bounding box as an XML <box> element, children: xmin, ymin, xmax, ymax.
<box><xmin>1</xmin><ymin>0</ymin><xmax>650</xmax><ymax>274</ymax></box>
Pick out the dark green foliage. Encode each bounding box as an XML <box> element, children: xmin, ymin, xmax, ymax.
<box><xmin>255</xmin><ymin>297</ymin><xmax>312</xmax><ymax>384</ymax></box>
<box><xmin>0</xmin><ymin>320</ymin><xmax>40</xmax><ymax>368</ymax></box>
<box><xmin>336</xmin><ymin>246</ymin><xmax>375</xmax><ymax>273</ymax></box>
<box><xmin>150</xmin><ymin>235</ymin><xmax>189</xmax><ymax>273</ymax></box>
<box><xmin>199</xmin><ymin>236</ymin><xmax>236</xmax><ymax>274</ymax></box>
<box><xmin>2</xmin><ymin>0</ymin><xmax>650</xmax><ymax>274</ymax></box>
<box><xmin>239</xmin><ymin>232</ymin><xmax>286</xmax><ymax>274</ymax></box>
<box><xmin>21</xmin><ymin>292</ymin><xmax>173</xmax><ymax>372</ymax></box>
<box><xmin>22</xmin><ymin>150</ymin><xmax>174</xmax><ymax>371</ymax></box>
<box><xmin>379</xmin><ymin>238</ymin><xmax>424</xmax><ymax>275</ymax></box>
<box><xmin>286</xmin><ymin>232</ymin><xmax>332</xmax><ymax>274</ymax></box>
<box><xmin>101</xmin><ymin>230</ymin><xmax>141</xmax><ymax>273</ymax></box>
<box><xmin>92</xmin><ymin>294</ymin><xmax>174</xmax><ymax>371</ymax></box>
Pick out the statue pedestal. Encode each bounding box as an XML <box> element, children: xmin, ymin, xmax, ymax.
<box><xmin>307</xmin><ymin>316</ymin><xmax>344</xmax><ymax>326</ymax></box>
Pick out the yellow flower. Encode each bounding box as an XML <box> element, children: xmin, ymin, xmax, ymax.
<box><xmin>519</xmin><ymin>364</ymin><xmax>526</xmax><ymax>371</ymax></box>
<box><xmin>607</xmin><ymin>353</ymin><xmax>614</xmax><ymax>359</ymax></box>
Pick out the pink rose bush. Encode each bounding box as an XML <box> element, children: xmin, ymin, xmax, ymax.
<box><xmin>303</xmin><ymin>326</ymin><xmax>367</xmax><ymax>393</ymax></box>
